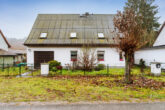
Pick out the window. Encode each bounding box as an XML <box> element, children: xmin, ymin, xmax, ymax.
<box><xmin>97</xmin><ymin>51</ymin><xmax>104</xmax><ymax>61</ymax></box>
<box><xmin>98</xmin><ymin>33</ymin><xmax>104</xmax><ymax>38</ymax></box>
<box><xmin>70</xmin><ymin>32</ymin><xmax>77</xmax><ymax>38</ymax></box>
<box><xmin>119</xmin><ymin>52</ymin><xmax>124</xmax><ymax>61</ymax></box>
<box><xmin>40</xmin><ymin>33</ymin><xmax>47</xmax><ymax>38</ymax></box>
<box><xmin>71</xmin><ymin>51</ymin><xmax>77</xmax><ymax>61</ymax></box>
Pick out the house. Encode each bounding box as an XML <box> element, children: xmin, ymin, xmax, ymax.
<box><xmin>24</xmin><ymin>13</ymin><xmax>125</xmax><ymax>69</ymax></box>
<box><xmin>0</xmin><ymin>30</ymin><xmax>26</xmax><ymax>67</ymax></box>
<box><xmin>135</xmin><ymin>22</ymin><xmax>165</xmax><ymax>68</ymax></box>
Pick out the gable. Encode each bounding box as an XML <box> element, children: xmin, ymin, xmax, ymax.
<box><xmin>24</xmin><ymin>14</ymin><xmax>117</xmax><ymax>46</ymax></box>
<box><xmin>153</xmin><ymin>22</ymin><xmax>165</xmax><ymax>47</ymax></box>
<box><xmin>0</xmin><ymin>30</ymin><xmax>11</xmax><ymax>51</ymax></box>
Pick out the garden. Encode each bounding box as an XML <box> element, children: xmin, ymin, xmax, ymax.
<box><xmin>0</xmin><ymin>74</ymin><xmax>165</xmax><ymax>103</ymax></box>
<box><xmin>0</xmin><ymin>60</ymin><xmax>165</xmax><ymax>103</ymax></box>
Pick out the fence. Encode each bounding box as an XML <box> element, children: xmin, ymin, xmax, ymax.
<box><xmin>47</xmin><ymin>65</ymin><xmax>126</xmax><ymax>77</ymax></box>
<box><xmin>0</xmin><ymin>64</ymin><xmax>34</xmax><ymax>77</ymax></box>
<box><xmin>0</xmin><ymin>63</ymin><xmax>127</xmax><ymax>77</ymax></box>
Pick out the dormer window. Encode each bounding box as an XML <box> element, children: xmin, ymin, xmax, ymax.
<box><xmin>98</xmin><ymin>33</ymin><xmax>104</xmax><ymax>38</ymax></box>
<box><xmin>40</xmin><ymin>33</ymin><xmax>47</xmax><ymax>38</ymax></box>
<box><xmin>70</xmin><ymin>32</ymin><xmax>77</xmax><ymax>38</ymax></box>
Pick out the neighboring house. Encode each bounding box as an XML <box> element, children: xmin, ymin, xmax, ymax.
<box><xmin>24</xmin><ymin>13</ymin><xmax>125</xmax><ymax>69</ymax></box>
<box><xmin>0</xmin><ymin>30</ymin><xmax>26</xmax><ymax>66</ymax></box>
<box><xmin>135</xmin><ymin>22</ymin><xmax>165</xmax><ymax>68</ymax></box>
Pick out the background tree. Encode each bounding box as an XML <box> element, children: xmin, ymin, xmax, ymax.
<box><xmin>125</xmin><ymin>0</ymin><xmax>160</xmax><ymax>32</ymax></box>
<box><xmin>113</xmin><ymin>9</ymin><xmax>148</xmax><ymax>84</ymax></box>
<box><xmin>125</xmin><ymin>0</ymin><xmax>160</xmax><ymax>47</ymax></box>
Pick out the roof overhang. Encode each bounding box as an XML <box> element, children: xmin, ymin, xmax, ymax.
<box><xmin>24</xmin><ymin>44</ymin><xmax>118</xmax><ymax>47</ymax></box>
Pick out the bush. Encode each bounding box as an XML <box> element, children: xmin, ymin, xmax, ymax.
<box><xmin>48</xmin><ymin>60</ymin><xmax>61</xmax><ymax>71</ymax></box>
<box><xmin>51</xmin><ymin>67</ymin><xmax>58</xmax><ymax>72</ymax></box>
<box><xmin>139</xmin><ymin>59</ymin><xmax>145</xmax><ymax>67</ymax></box>
<box><xmin>95</xmin><ymin>64</ymin><xmax>105</xmax><ymax>71</ymax></box>
<box><xmin>139</xmin><ymin>59</ymin><xmax>146</xmax><ymax>75</ymax></box>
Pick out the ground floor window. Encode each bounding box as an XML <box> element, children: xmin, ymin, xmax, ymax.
<box><xmin>97</xmin><ymin>51</ymin><xmax>104</xmax><ymax>61</ymax></box>
<box><xmin>119</xmin><ymin>52</ymin><xmax>124</xmax><ymax>61</ymax></box>
<box><xmin>71</xmin><ymin>51</ymin><xmax>77</xmax><ymax>61</ymax></box>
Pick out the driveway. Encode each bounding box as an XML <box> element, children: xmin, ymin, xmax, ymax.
<box><xmin>1</xmin><ymin>102</ymin><xmax>165</xmax><ymax>110</ymax></box>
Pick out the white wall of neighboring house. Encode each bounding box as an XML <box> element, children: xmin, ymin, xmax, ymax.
<box><xmin>135</xmin><ymin>48</ymin><xmax>165</xmax><ymax>68</ymax></box>
<box><xmin>27</xmin><ymin>47</ymin><xmax>125</xmax><ymax>67</ymax></box>
<box><xmin>135</xmin><ymin>23</ymin><xmax>165</xmax><ymax>68</ymax></box>
<box><xmin>0</xmin><ymin>34</ymin><xmax>8</xmax><ymax>51</ymax></box>
<box><xmin>153</xmin><ymin>25</ymin><xmax>165</xmax><ymax>46</ymax></box>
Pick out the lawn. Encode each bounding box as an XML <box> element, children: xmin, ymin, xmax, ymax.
<box><xmin>0</xmin><ymin>67</ymin><xmax>165</xmax><ymax>103</ymax></box>
<box><xmin>0</xmin><ymin>75</ymin><xmax>165</xmax><ymax>102</ymax></box>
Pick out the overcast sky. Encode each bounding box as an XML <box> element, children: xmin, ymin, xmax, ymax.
<box><xmin>0</xmin><ymin>0</ymin><xmax>164</xmax><ymax>39</ymax></box>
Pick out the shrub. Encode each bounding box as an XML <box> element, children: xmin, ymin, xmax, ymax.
<box><xmin>56</xmin><ymin>66</ymin><xmax>63</xmax><ymax>70</ymax></box>
<box><xmin>139</xmin><ymin>59</ymin><xmax>146</xmax><ymax>75</ymax></box>
<box><xmin>95</xmin><ymin>64</ymin><xmax>105</xmax><ymax>71</ymax></box>
<box><xmin>51</xmin><ymin>67</ymin><xmax>58</xmax><ymax>72</ymax></box>
<box><xmin>48</xmin><ymin>60</ymin><xmax>61</xmax><ymax>71</ymax></box>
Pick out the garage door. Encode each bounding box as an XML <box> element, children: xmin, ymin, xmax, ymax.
<box><xmin>34</xmin><ymin>51</ymin><xmax>54</xmax><ymax>69</ymax></box>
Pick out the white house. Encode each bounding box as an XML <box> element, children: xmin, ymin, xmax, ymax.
<box><xmin>0</xmin><ymin>30</ymin><xmax>10</xmax><ymax>51</ymax></box>
<box><xmin>24</xmin><ymin>13</ymin><xmax>125</xmax><ymax>68</ymax></box>
<box><xmin>135</xmin><ymin>22</ymin><xmax>165</xmax><ymax>68</ymax></box>
<box><xmin>0</xmin><ymin>30</ymin><xmax>25</xmax><ymax>66</ymax></box>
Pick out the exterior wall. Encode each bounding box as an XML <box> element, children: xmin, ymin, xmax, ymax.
<box><xmin>0</xmin><ymin>55</ymin><xmax>24</xmax><ymax>67</ymax></box>
<box><xmin>15</xmin><ymin>55</ymin><xmax>23</xmax><ymax>63</ymax></box>
<box><xmin>153</xmin><ymin>26</ymin><xmax>165</xmax><ymax>46</ymax></box>
<box><xmin>27</xmin><ymin>47</ymin><xmax>125</xmax><ymax>67</ymax></box>
<box><xmin>135</xmin><ymin>48</ymin><xmax>165</xmax><ymax>68</ymax></box>
<box><xmin>0</xmin><ymin>34</ymin><xmax>8</xmax><ymax>51</ymax></box>
<box><xmin>0</xmin><ymin>56</ymin><xmax>14</xmax><ymax>67</ymax></box>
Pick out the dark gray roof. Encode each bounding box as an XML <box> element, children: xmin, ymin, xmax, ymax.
<box><xmin>140</xmin><ymin>45</ymin><xmax>165</xmax><ymax>50</ymax></box>
<box><xmin>24</xmin><ymin>14</ymin><xmax>116</xmax><ymax>46</ymax></box>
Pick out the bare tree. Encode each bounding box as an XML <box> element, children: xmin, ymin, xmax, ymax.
<box><xmin>77</xmin><ymin>46</ymin><xmax>98</xmax><ymax>71</ymax></box>
<box><xmin>113</xmin><ymin>9</ymin><xmax>148</xmax><ymax>84</ymax></box>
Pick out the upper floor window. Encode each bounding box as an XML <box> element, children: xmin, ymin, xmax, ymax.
<box><xmin>71</xmin><ymin>51</ymin><xmax>77</xmax><ymax>61</ymax></box>
<box><xmin>98</xmin><ymin>33</ymin><xmax>104</xmax><ymax>38</ymax></box>
<box><xmin>97</xmin><ymin>51</ymin><xmax>105</xmax><ymax>61</ymax></box>
<box><xmin>40</xmin><ymin>32</ymin><xmax>47</xmax><ymax>38</ymax></box>
<box><xmin>70</xmin><ymin>32</ymin><xmax>77</xmax><ymax>38</ymax></box>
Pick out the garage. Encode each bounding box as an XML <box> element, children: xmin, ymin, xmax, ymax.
<box><xmin>34</xmin><ymin>51</ymin><xmax>54</xmax><ymax>69</ymax></box>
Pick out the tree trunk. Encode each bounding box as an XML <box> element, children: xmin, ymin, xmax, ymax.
<box><xmin>125</xmin><ymin>54</ymin><xmax>133</xmax><ymax>84</ymax></box>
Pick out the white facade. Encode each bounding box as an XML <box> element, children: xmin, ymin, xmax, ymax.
<box><xmin>0</xmin><ymin>34</ymin><xmax>8</xmax><ymax>51</ymax></box>
<box><xmin>135</xmin><ymin>48</ymin><xmax>165</xmax><ymax>68</ymax></box>
<box><xmin>27</xmin><ymin>47</ymin><xmax>125</xmax><ymax>67</ymax></box>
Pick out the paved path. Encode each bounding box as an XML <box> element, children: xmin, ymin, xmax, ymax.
<box><xmin>16</xmin><ymin>72</ymin><xmax>32</xmax><ymax>78</ymax></box>
<box><xmin>1</xmin><ymin>102</ymin><xmax>165</xmax><ymax>110</ymax></box>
